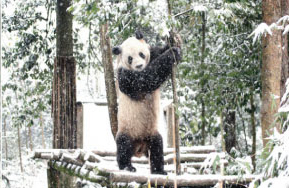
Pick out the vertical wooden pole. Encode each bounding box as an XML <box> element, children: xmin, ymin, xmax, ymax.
<box><xmin>100</xmin><ymin>23</ymin><xmax>118</xmax><ymax>139</ymax></box>
<box><xmin>166</xmin><ymin>104</ymin><xmax>174</xmax><ymax>148</ymax></box>
<box><xmin>166</xmin><ymin>0</ymin><xmax>181</xmax><ymax>176</ymax></box>
<box><xmin>167</xmin><ymin>0</ymin><xmax>181</xmax><ymax>175</ymax></box>
<box><xmin>76</xmin><ymin>102</ymin><xmax>83</xmax><ymax>149</ymax></box>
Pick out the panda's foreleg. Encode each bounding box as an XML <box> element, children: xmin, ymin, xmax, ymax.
<box><xmin>148</xmin><ymin>133</ymin><xmax>167</xmax><ymax>175</ymax></box>
<box><xmin>116</xmin><ymin>133</ymin><xmax>136</xmax><ymax>172</ymax></box>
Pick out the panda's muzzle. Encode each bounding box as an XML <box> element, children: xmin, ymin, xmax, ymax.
<box><xmin>136</xmin><ymin>64</ymin><xmax>143</xmax><ymax>69</ymax></box>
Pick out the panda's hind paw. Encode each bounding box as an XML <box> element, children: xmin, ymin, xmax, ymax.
<box><xmin>151</xmin><ymin>170</ymin><xmax>168</xmax><ymax>175</ymax></box>
<box><xmin>124</xmin><ymin>166</ymin><xmax>136</xmax><ymax>172</ymax></box>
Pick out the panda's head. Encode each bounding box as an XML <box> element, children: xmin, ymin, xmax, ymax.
<box><xmin>112</xmin><ymin>31</ymin><xmax>150</xmax><ymax>71</ymax></box>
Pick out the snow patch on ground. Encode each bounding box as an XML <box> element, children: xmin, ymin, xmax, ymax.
<box><xmin>2</xmin><ymin>156</ymin><xmax>48</xmax><ymax>188</ymax></box>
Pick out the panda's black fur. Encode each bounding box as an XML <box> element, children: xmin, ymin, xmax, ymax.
<box><xmin>113</xmin><ymin>31</ymin><xmax>181</xmax><ymax>175</ymax></box>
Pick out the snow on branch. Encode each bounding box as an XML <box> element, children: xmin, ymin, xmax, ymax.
<box><xmin>250</xmin><ymin>15</ymin><xmax>289</xmax><ymax>43</ymax></box>
<box><xmin>249</xmin><ymin>23</ymin><xmax>272</xmax><ymax>44</ymax></box>
<box><xmin>277</xmin><ymin>15</ymin><xmax>289</xmax><ymax>26</ymax></box>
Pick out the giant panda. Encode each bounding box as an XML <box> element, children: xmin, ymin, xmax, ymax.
<box><xmin>112</xmin><ymin>31</ymin><xmax>181</xmax><ymax>175</ymax></box>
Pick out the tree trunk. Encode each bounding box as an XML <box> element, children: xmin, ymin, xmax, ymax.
<box><xmin>25</xmin><ymin>127</ymin><xmax>28</xmax><ymax>153</ymax></box>
<box><xmin>237</xmin><ymin>105</ymin><xmax>248</xmax><ymax>152</ymax></box>
<box><xmin>201</xmin><ymin>100</ymin><xmax>206</xmax><ymax>146</ymax></box>
<box><xmin>250</xmin><ymin>93</ymin><xmax>256</xmax><ymax>171</ymax></box>
<box><xmin>224</xmin><ymin>110</ymin><xmax>236</xmax><ymax>153</ymax></box>
<box><xmin>100</xmin><ymin>23</ymin><xmax>118</xmax><ymax>139</ymax></box>
<box><xmin>40</xmin><ymin>113</ymin><xmax>46</xmax><ymax>149</ymax></box>
<box><xmin>28</xmin><ymin>126</ymin><xmax>33</xmax><ymax>151</ymax></box>
<box><xmin>52</xmin><ymin>0</ymin><xmax>76</xmax><ymax>149</ymax></box>
<box><xmin>220</xmin><ymin>112</ymin><xmax>226</xmax><ymax>153</ymax></box>
<box><xmin>167</xmin><ymin>0</ymin><xmax>181</xmax><ymax>176</ymax></box>
<box><xmin>281</xmin><ymin>0</ymin><xmax>289</xmax><ymax>98</ymax></box>
<box><xmin>261</xmin><ymin>0</ymin><xmax>288</xmax><ymax>146</ymax></box>
<box><xmin>17</xmin><ymin>126</ymin><xmax>24</xmax><ymax>173</ymax></box>
<box><xmin>201</xmin><ymin>12</ymin><xmax>206</xmax><ymax>146</ymax></box>
<box><xmin>49</xmin><ymin>0</ymin><xmax>77</xmax><ymax>187</ymax></box>
<box><xmin>4</xmin><ymin>118</ymin><xmax>8</xmax><ymax>166</ymax></box>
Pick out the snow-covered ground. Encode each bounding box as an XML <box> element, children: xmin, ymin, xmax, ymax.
<box><xmin>2</xmin><ymin>156</ymin><xmax>48</xmax><ymax>188</ymax></box>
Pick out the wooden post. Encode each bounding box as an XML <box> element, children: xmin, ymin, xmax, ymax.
<box><xmin>76</xmin><ymin>102</ymin><xmax>83</xmax><ymax>149</ymax></box>
<box><xmin>166</xmin><ymin>104</ymin><xmax>174</xmax><ymax>148</ymax></box>
<box><xmin>100</xmin><ymin>23</ymin><xmax>118</xmax><ymax>139</ymax></box>
<box><xmin>166</xmin><ymin>0</ymin><xmax>181</xmax><ymax>176</ymax></box>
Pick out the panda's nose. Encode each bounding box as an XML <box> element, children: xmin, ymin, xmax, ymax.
<box><xmin>136</xmin><ymin>64</ymin><xmax>143</xmax><ymax>69</ymax></box>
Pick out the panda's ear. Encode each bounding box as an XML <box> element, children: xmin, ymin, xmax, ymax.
<box><xmin>135</xmin><ymin>30</ymin><xmax>144</xmax><ymax>40</ymax></box>
<box><xmin>112</xmin><ymin>46</ymin><xmax>122</xmax><ymax>55</ymax></box>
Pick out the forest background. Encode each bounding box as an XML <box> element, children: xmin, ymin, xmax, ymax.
<box><xmin>1</xmin><ymin>0</ymin><xmax>289</xmax><ymax>187</ymax></box>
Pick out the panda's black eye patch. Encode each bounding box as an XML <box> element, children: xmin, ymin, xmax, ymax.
<box><xmin>128</xmin><ymin>56</ymin><xmax>133</xmax><ymax>64</ymax></box>
<box><xmin>139</xmin><ymin>52</ymin><xmax>145</xmax><ymax>59</ymax></box>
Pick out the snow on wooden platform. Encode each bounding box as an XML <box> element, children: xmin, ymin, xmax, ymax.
<box><xmin>32</xmin><ymin>147</ymin><xmax>253</xmax><ymax>187</ymax></box>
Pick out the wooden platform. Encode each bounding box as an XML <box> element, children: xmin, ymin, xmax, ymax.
<box><xmin>32</xmin><ymin>146</ymin><xmax>256</xmax><ymax>187</ymax></box>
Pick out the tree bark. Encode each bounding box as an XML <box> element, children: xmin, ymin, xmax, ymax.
<box><xmin>224</xmin><ymin>110</ymin><xmax>236</xmax><ymax>153</ymax></box>
<box><xmin>261</xmin><ymin>0</ymin><xmax>288</xmax><ymax>146</ymax></box>
<box><xmin>220</xmin><ymin>112</ymin><xmax>226</xmax><ymax>153</ymax></box>
<box><xmin>52</xmin><ymin>56</ymin><xmax>77</xmax><ymax>149</ymax></box>
<box><xmin>100</xmin><ymin>23</ymin><xmax>118</xmax><ymax>139</ymax></box>
<box><xmin>40</xmin><ymin>112</ymin><xmax>46</xmax><ymax>149</ymax></box>
<box><xmin>28</xmin><ymin>126</ymin><xmax>33</xmax><ymax>151</ymax></box>
<box><xmin>281</xmin><ymin>0</ymin><xmax>289</xmax><ymax>98</ymax></box>
<box><xmin>4</xmin><ymin>118</ymin><xmax>8</xmax><ymax>166</ymax></box>
<box><xmin>76</xmin><ymin>102</ymin><xmax>83</xmax><ymax>148</ymax></box>
<box><xmin>17</xmin><ymin>126</ymin><xmax>24</xmax><ymax>172</ymax></box>
<box><xmin>49</xmin><ymin>0</ymin><xmax>77</xmax><ymax>187</ymax></box>
<box><xmin>250</xmin><ymin>93</ymin><xmax>256</xmax><ymax>171</ymax></box>
<box><xmin>201</xmin><ymin>12</ymin><xmax>206</xmax><ymax>146</ymax></box>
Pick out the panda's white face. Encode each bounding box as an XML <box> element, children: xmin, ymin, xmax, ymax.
<box><xmin>115</xmin><ymin>37</ymin><xmax>150</xmax><ymax>71</ymax></box>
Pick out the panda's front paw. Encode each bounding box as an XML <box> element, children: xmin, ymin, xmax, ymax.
<box><xmin>171</xmin><ymin>47</ymin><xmax>182</xmax><ymax>62</ymax></box>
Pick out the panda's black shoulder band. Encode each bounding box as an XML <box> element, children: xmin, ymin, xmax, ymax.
<box><xmin>117</xmin><ymin>47</ymin><xmax>180</xmax><ymax>98</ymax></box>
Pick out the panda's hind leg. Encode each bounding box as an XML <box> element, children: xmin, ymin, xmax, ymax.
<box><xmin>148</xmin><ymin>133</ymin><xmax>167</xmax><ymax>175</ymax></box>
<box><xmin>116</xmin><ymin>133</ymin><xmax>136</xmax><ymax>172</ymax></box>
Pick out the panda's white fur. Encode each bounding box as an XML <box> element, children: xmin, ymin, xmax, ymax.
<box><xmin>116</xmin><ymin>37</ymin><xmax>160</xmax><ymax>141</ymax></box>
<box><xmin>116</xmin><ymin>37</ymin><xmax>150</xmax><ymax>71</ymax></box>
